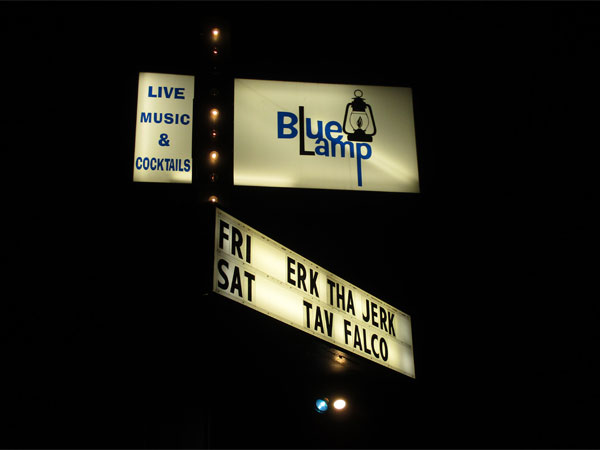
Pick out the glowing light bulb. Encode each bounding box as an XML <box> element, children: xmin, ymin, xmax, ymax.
<box><xmin>210</xmin><ymin>108</ymin><xmax>219</xmax><ymax>120</ymax></box>
<box><xmin>315</xmin><ymin>398</ymin><xmax>329</xmax><ymax>414</ymax></box>
<box><xmin>212</xmin><ymin>28</ymin><xmax>220</xmax><ymax>39</ymax></box>
<box><xmin>209</xmin><ymin>150</ymin><xmax>219</xmax><ymax>161</ymax></box>
<box><xmin>333</xmin><ymin>399</ymin><xmax>346</xmax><ymax>410</ymax></box>
<box><xmin>208</xmin><ymin>195</ymin><xmax>218</xmax><ymax>203</ymax></box>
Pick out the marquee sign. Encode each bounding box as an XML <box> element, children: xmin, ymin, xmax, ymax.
<box><xmin>233</xmin><ymin>78</ymin><xmax>419</xmax><ymax>193</ymax></box>
<box><xmin>133</xmin><ymin>72</ymin><xmax>194</xmax><ymax>183</ymax></box>
<box><xmin>213</xmin><ymin>208</ymin><xmax>415</xmax><ymax>377</ymax></box>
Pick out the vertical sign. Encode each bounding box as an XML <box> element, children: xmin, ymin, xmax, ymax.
<box><xmin>133</xmin><ymin>72</ymin><xmax>194</xmax><ymax>183</ymax></box>
<box><xmin>213</xmin><ymin>208</ymin><xmax>415</xmax><ymax>377</ymax></box>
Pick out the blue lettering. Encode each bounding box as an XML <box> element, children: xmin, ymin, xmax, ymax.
<box><xmin>325</xmin><ymin>121</ymin><xmax>343</xmax><ymax>141</ymax></box>
<box><xmin>277</xmin><ymin>111</ymin><xmax>298</xmax><ymax>139</ymax></box>
<box><xmin>135</xmin><ymin>158</ymin><xmax>193</xmax><ymax>172</ymax></box>
<box><xmin>275</xmin><ymin>109</ymin><xmax>373</xmax><ymax>187</ymax></box>
<box><xmin>139</xmin><ymin>112</ymin><xmax>190</xmax><ymax>125</ymax></box>
<box><xmin>314</xmin><ymin>138</ymin><xmax>329</xmax><ymax>156</ymax></box>
<box><xmin>147</xmin><ymin>86</ymin><xmax>187</xmax><ymax>99</ymax></box>
<box><xmin>305</xmin><ymin>118</ymin><xmax>323</xmax><ymax>140</ymax></box>
<box><xmin>331</xmin><ymin>140</ymin><xmax>354</xmax><ymax>158</ymax></box>
<box><xmin>356</xmin><ymin>143</ymin><xmax>372</xmax><ymax>187</ymax></box>
<box><xmin>141</xmin><ymin>112</ymin><xmax>152</xmax><ymax>123</ymax></box>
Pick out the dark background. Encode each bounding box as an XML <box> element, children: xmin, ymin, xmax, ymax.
<box><xmin>3</xmin><ymin>1</ymin><xmax>599</xmax><ymax>448</ymax></box>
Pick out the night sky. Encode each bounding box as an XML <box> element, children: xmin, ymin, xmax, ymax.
<box><xmin>3</xmin><ymin>1</ymin><xmax>600</xmax><ymax>448</ymax></box>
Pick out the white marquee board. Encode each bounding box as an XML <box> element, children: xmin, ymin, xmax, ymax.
<box><xmin>213</xmin><ymin>207</ymin><xmax>415</xmax><ymax>377</ymax></box>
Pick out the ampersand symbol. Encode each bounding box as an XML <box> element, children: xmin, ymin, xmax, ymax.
<box><xmin>158</xmin><ymin>133</ymin><xmax>170</xmax><ymax>147</ymax></box>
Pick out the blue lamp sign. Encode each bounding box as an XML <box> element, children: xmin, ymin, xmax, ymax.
<box><xmin>234</xmin><ymin>79</ymin><xmax>419</xmax><ymax>193</ymax></box>
<box><xmin>133</xmin><ymin>72</ymin><xmax>194</xmax><ymax>183</ymax></box>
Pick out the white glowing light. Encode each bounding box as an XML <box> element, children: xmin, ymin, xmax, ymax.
<box><xmin>333</xmin><ymin>399</ymin><xmax>346</xmax><ymax>410</ymax></box>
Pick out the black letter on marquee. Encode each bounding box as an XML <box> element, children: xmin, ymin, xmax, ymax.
<box><xmin>230</xmin><ymin>266</ymin><xmax>242</xmax><ymax>298</ymax></box>
<box><xmin>327</xmin><ymin>279</ymin><xmax>335</xmax><ymax>306</ymax></box>
<box><xmin>344</xmin><ymin>319</ymin><xmax>352</xmax><ymax>345</ymax></box>
<box><xmin>314</xmin><ymin>305</ymin><xmax>324</xmax><ymax>334</ymax></box>
<box><xmin>362</xmin><ymin>299</ymin><xmax>371</xmax><ymax>323</ymax></box>
<box><xmin>297</xmin><ymin>262</ymin><xmax>307</xmax><ymax>292</ymax></box>
<box><xmin>388</xmin><ymin>312</ymin><xmax>396</xmax><ymax>337</ymax></box>
<box><xmin>336</xmin><ymin>283</ymin><xmax>345</xmax><ymax>311</ymax></box>
<box><xmin>217</xmin><ymin>259</ymin><xmax>229</xmax><ymax>290</ymax></box>
<box><xmin>347</xmin><ymin>290</ymin><xmax>355</xmax><ymax>316</ymax></box>
<box><xmin>219</xmin><ymin>220</ymin><xmax>229</xmax><ymax>250</ymax></box>
<box><xmin>371</xmin><ymin>301</ymin><xmax>379</xmax><ymax>327</ymax></box>
<box><xmin>353</xmin><ymin>324</ymin><xmax>363</xmax><ymax>351</ymax></box>
<box><xmin>287</xmin><ymin>257</ymin><xmax>296</xmax><ymax>286</ymax></box>
<box><xmin>362</xmin><ymin>328</ymin><xmax>372</xmax><ymax>355</ymax></box>
<box><xmin>303</xmin><ymin>300</ymin><xmax>313</xmax><ymax>329</ymax></box>
<box><xmin>231</xmin><ymin>226</ymin><xmax>243</xmax><ymax>259</ymax></box>
<box><xmin>244</xmin><ymin>271</ymin><xmax>255</xmax><ymax>302</ymax></box>
<box><xmin>324</xmin><ymin>309</ymin><xmax>333</xmax><ymax>337</ymax></box>
<box><xmin>246</xmin><ymin>235</ymin><xmax>252</xmax><ymax>264</ymax></box>
<box><xmin>380</xmin><ymin>337</ymin><xmax>389</xmax><ymax>361</ymax></box>
<box><xmin>309</xmin><ymin>269</ymin><xmax>319</xmax><ymax>297</ymax></box>
<box><xmin>380</xmin><ymin>307</ymin><xmax>388</xmax><ymax>333</ymax></box>
<box><xmin>371</xmin><ymin>334</ymin><xmax>380</xmax><ymax>359</ymax></box>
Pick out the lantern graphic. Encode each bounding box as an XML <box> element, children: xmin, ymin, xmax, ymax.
<box><xmin>343</xmin><ymin>89</ymin><xmax>377</xmax><ymax>142</ymax></box>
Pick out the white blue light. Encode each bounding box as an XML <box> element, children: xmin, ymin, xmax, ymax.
<box><xmin>315</xmin><ymin>398</ymin><xmax>329</xmax><ymax>413</ymax></box>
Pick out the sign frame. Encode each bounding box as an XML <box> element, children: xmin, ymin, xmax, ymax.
<box><xmin>211</xmin><ymin>206</ymin><xmax>415</xmax><ymax>378</ymax></box>
<box><xmin>133</xmin><ymin>72</ymin><xmax>195</xmax><ymax>184</ymax></box>
<box><xmin>233</xmin><ymin>78</ymin><xmax>420</xmax><ymax>194</ymax></box>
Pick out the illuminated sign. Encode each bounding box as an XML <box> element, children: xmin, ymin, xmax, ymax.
<box><xmin>234</xmin><ymin>78</ymin><xmax>419</xmax><ymax>193</ymax></box>
<box><xmin>133</xmin><ymin>72</ymin><xmax>194</xmax><ymax>183</ymax></box>
<box><xmin>213</xmin><ymin>208</ymin><xmax>415</xmax><ymax>377</ymax></box>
